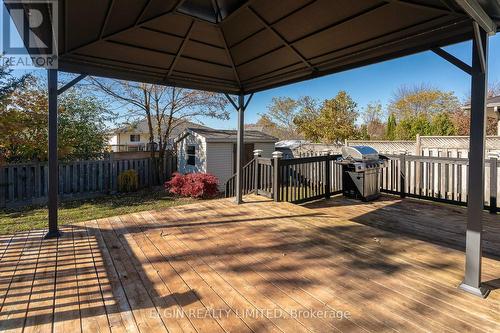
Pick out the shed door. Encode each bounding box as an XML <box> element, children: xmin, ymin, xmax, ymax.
<box><xmin>233</xmin><ymin>143</ymin><xmax>255</xmax><ymax>173</ymax></box>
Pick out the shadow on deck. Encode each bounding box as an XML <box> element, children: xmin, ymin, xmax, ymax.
<box><xmin>0</xmin><ymin>194</ymin><xmax>499</xmax><ymax>332</ymax></box>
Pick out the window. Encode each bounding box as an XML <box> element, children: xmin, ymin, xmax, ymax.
<box><xmin>187</xmin><ymin>145</ymin><xmax>196</xmax><ymax>166</ymax></box>
<box><xmin>130</xmin><ymin>134</ymin><xmax>140</xmax><ymax>142</ymax></box>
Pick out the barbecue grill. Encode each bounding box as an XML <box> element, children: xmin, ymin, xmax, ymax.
<box><xmin>337</xmin><ymin>146</ymin><xmax>388</xmax><ymax>201</ymax></box>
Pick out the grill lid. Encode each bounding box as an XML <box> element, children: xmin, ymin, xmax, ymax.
<box><xmin>341</xmin><ymin>146</ymin><xmax>379</xmax><ymax>162</ymax></box>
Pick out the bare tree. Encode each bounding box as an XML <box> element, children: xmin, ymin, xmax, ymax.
<box><xmin>362</xmin><ymin>101</ymin><xmax>386</xmax><ymax>139</ymax></box>
<box><xmin>90</xmin><ymin>79</ymin><xmax>229</xmax><ymax>181</ymax></box>
<box><xmin>488</xmin><ymin>80</ymin><xmax>500</xmax><ymax>97</ymax></box>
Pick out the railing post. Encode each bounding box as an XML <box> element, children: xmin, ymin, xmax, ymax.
<box><xmin>272</xmin><ymin>151</ymin><xmax>283</xmax><ymax>202</ymax></box>
<box><xmin>400</xmin><ymin>154</ymin><xmax>406</xmax><ymax>198</ymax></box>
<box><xmin>253</xmin><ymin>150</ymin><xmax>262</xmax><ymax>194</ymax></box>
<box><xmin>323</xmin><ymin>151</ymin><xmax>331</xmax><ymax>199</ymax></box>
<box><xmin>489</xmin><ymin>156</ymin><xmax>497</xmax><ymax>214</ymax></box>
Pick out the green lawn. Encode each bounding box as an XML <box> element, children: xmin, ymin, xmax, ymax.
<box><xmin>0</xmin><ymin>190</ymin><xmax>197</xmax><ymax>235</ymax></box>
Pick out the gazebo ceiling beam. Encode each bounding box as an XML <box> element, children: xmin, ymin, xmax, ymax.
<box><xmin>473</xmin><ymin>21</ymin><xmax>487</xmax><ymax>72</ymax></box>
<box><xmin>226</xmin><ymin>0</ymin><xmax>452</xmax><ymax>51</ymax></box>
<box><xmin>105</xmin><ymin>39</ymin><xmax>232</xmax><ymax>69</ymax></box>
<box><xmin>140</xmin><ymin>26</ymin><xmax>225</xmax><ymax>50</ymax></box>
<box><xmin>438</xmin><ymin>0</ymin><xmax>459</xmax><ymax>12</ymax></box>
<box><xmin>100</xmin><ymin>0</ymin><xmax>115</xmax><ymax>39</ymax></box>
<box><xmin>135</xmin><ymin>0</ymin><xmax>155</xmax><ymax>26</ymax></box>
<box><xmin>211</xmin><ymin>0</ymin><xmax>222</xmax><ymax>23</ymax></box>
<box><xmin>225</xmin><ymin>0</ymin><xmax>318</xmax><ymax>49</ymax></box>
<box><xmin>454</xmin><ymin>0</ymin><xmax>497</xmax><ymax>34</ymax></box>
<box><xmin>66</xmin><ymin>0</ymin><xmax>191</xmax><ymax>55</ymax></box>
<box><xmin>224</xmin><ymin>93</ymin><xmax>239</xmax><ymax>110</ymax></box>
<box><xmin>219</xmin><ymin>27</ymin><xmax>242</xmax><ymax>88</ymax></box>
<box><xmin>244</xmin><ymin>93</ymin><xmax>254</xmax><ymax>109</ymax></box>
<box><xmin>66</xmin><ymin>0</ymin><xmax>461</xmax><ymax>66</ymax></box>
<box><xmin>388</xmin><ymin>0</ymin><xmax>454</xmax><ymax>13</ymax></box>
<box><xmin>57</xmin><ymin>74</ymin><xmax>87</xmax><ymax>95</ymax></box>
<box><xmin>67</xmin><ymin>53</ymin><xmax>239</xmax><ymax>90</ymax></box>
<box><xmin>165</xmin><ymin>20</ymin><xmax>195</xmax><ymax>79</ymax></box>
<box><xmin>234</xmin><ymin>1</ymin><xmax>442</xmax><ymax>69</ymax></box>
<box><xmin>222</xmin><ymin>0</ymin><xmax>451</xmax><ymax>27</ymax></box>
<box><xmin>247</xmin><ymin>6</ymin><xmax>315</xmax><ymax>72</ymax></box>
<box><xmin>242</xmin><ymin>16</ymin><xmax>466</xmax><ymax>87</ymax></box>
<box><xmin>431</xmin><ymin>47</ymin><xmax>472</xmax><ymax>74</ymax></box>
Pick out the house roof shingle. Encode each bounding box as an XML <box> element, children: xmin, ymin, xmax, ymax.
<box><xmin>488</xmin><ymin>95</ymin><xmax>500</xmax><ymax>105</ymax></box>
<box><xmin>114</xmin><ymin>119</ymin><xmax>211</xmax><ymax>137</ymax></box>
<box><xmin>187</xmin><ymin>128</ymin><xmax>278</xmax><ymax>142</ymax></box>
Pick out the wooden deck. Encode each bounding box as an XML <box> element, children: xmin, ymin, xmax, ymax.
<box><xmin>0</xmin><ymin>195</ymin><xmax>499</xmax><ymax>332</ymax></box>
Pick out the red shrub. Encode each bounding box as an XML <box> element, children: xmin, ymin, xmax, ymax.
<box><xmin>165</xmin><ymin>172</ymin><xmax>219</xmax><ymax>199</ymax></box>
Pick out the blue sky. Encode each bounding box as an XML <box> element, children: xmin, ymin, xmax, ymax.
<box><xmin>205</xmin><ymin>35</ymin><xmax>500</xmax><ymax>130</ymax></box>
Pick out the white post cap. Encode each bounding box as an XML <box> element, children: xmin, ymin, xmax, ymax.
<box><xmin>487</xmin><ymin>152</ymin><xmax>499</xmax><ymax>159</ymax></box>
<box><xmin>272</xmin><ymin>151</ymin><xmax>283</xmax><ymax>158</ymax></box>
<box><xmin>253</xmin><ymin>149</ymin><xmax>263</xmax><ymax>156</ymax></box>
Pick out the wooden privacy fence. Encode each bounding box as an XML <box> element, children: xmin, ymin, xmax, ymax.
<box><xmin>225</xmin><ymin>153</ymin><xmax>499</xmax><ymax>213</ymax></box>
<box><xmin>0</xmin><ymin>156</ymin><xmax>177</xmax><ymax>208</ymax></box>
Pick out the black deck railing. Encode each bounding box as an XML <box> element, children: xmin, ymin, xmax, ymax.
<box><xmin>382</xmin><ymin>154</ymin><xmax>499</xmax><ymax>213</ymax></box>
<box><xmin>225</xmin><ymin>154</ymin><xmax>343</xmax><ymax>203</ymax></box>
<box><xmin>225</xmin><ymin>153</ymin><xmax>499</xmax><ymax>214</ymax></box>
<box><xmin>277</xmin><ymin>155</ymin><xmax>343</xmax><ymax>203</ymax></box>
<box><xmin>224</xmin><ymin>158</ymin><xmax>257</xmax><ymax>198</ymax></box>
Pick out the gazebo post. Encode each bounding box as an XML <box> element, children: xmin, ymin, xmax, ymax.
<box><xmin>459</xmin><ymin>22</ymin><xmax>490</xmax><ymax>298</ymax></box>
<box><xmin>45</xmin><ymin>71</ymin><xmax>88</xmax><ymax>239</ymax></box>
<box><xmin>224</xmin><ymin>93</ymin><xmax>254</xmax><ymax>204</ymax></box>
<box><xmin>235</xmin><ymin>94</ymin><xmax>245</xmax><ymax>204</ymax></box>
<box><xmin>45</xmin><ymin>68</ymin><xmax>60</xmax><ymax>239</ymax></box>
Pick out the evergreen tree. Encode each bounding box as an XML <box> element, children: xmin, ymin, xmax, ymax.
<box><xmin>386</xmin><ymin>113</ymin><xmax>397</xmax><ymax>140</ymax></box>
<box><xmin>431</xmin><ymin>112</ymin><xmax>456</xmax><ymax>136</ymax></box>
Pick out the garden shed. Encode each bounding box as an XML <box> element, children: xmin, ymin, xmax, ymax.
<box><xmin>176</xmin><ymin>128</ymin><xmax>277</xmax><ymax>188</ymax></box>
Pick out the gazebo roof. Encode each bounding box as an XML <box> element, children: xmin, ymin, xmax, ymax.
<box><xmin>7</xmin><ymin>0</ymin><xmax>500</xmax><ymax>94</ymax></box>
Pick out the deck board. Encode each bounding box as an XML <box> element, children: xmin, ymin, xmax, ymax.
<box><xmin>74</xmin><ymin>223</ymin><xmax>110</xmax><ymax>333</ymax></box>
<box><xmin>53</xmin><ymin>226</ymin><xmax>82</xmax><ymax>333</ymax></box>
<box><xmin>0</xmin><ymin>230</ymin><xmax>45</xmax><ymax>333</ymax></box>
<box><xmin>0</xmin><ymin>194</ymin><xmax>499</xmax><ymax>332</ymax></box>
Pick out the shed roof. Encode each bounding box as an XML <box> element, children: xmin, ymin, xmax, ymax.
<box><xmin>186</xmin><ymin>127</ymin><xmax>278</xmax><ymax>142</ymax></box>
<box><xmin>6</xmin><ymin>0</ymin><xmax>500</xmax><ymax>94</ymax></box>
<box><xmin>487</xmin><ymin>95</ymin><xmax>500</xmax><ymax>106</ymax></box>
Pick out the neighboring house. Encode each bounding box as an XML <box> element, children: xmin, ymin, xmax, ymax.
<box><xmin>108</xmin><ymin>118</ymin><xmax>211</xmax><ymax>153</ymax></box>
<box><xmin>176</xmin><ymin>128</ymin><xmax>278</xmax><ymax>188</ymax></box>
<box><xmin>464</xmin><ymin>95</ymin><xmax>500</xmax><ymax>135</ymax></box>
